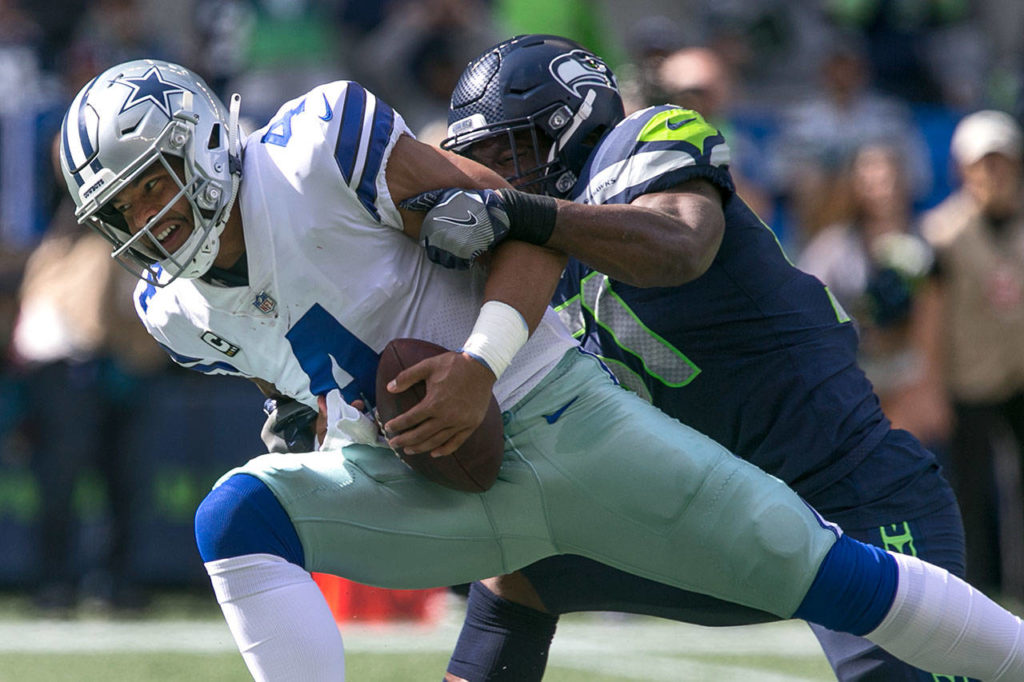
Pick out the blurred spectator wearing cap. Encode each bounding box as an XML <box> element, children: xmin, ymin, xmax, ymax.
<box><xmin>770</xmin><ymin>32</ymin><xmax>933</xmax><ymax>248</ymax></box>
<box><xmin>921</xmin><ymin>109</ymin><xmax>1024</xmax><ymax>599</ymax></box>
<box><xmin>656</xmin><ymin>46</ymin><xmax>773</xmax><ymax>222</ymax></box>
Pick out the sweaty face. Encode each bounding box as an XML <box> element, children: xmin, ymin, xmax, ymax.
<box><xmin>107</xmin><ymin>155</ymin><xmax>195</xmax><ymax>258</ymax></box>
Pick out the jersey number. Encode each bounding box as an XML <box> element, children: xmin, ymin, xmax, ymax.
<box><xmin>261</xmin><ymin>99</ymin><xmax>306</xmax><ymax>147</ymax></box>
<box><xmin>285</xmin><ymin>303</ymin><xmax>379</xmax><ymax>405</ymax></box>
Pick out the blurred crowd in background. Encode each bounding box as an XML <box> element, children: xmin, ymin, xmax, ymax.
<box><xmin>2</xmin><ymin>0</ymin><xmax>1024</xmax><ymax>617</ymax></box>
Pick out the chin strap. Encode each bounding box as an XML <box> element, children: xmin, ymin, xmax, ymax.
<box><xmin>549</xmin><ymin>88</ymin><xmax>595</xmax><ymax>166</ymax></box>
<box><xmin>205</xmin><ymin>92</ymin><xmax>243</xmax><ymax>253</ymax></box>
<box><xmin>173</xmin><ymin>93</ymin><xmax>243</xmax><ymax>283</ymax></box>
<box><xmin>224</xmin><ymin>93</ymin><xmax>243</xmax><ymax>215</ymax></box>
<box><xmin>544</xmin><ymin>89</ymin><xmax>594</xmax><ymax>196</ymax></box>
<box><xmin>228</xmin><ymin>93</ymin><xmax>242</xmax><ymax>172</ymax></box>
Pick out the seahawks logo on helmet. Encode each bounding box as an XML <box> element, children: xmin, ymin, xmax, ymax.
<box><xmin>549</xmin><ymin>50</ymin><xmax>615</xmax><ymax>98</ymax></box>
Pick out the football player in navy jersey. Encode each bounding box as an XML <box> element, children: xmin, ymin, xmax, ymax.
<box><xmin>59</xmin><ymin>56</ymin><xmax>1024</xmax><ymax>682</ymax></box>
<box><xmin>413</xmin><ymin>34</ymin><xmax>972</xmax><ymax>682</ymax></box>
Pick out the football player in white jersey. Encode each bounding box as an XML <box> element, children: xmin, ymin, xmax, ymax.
<box><xmin>59</xmin><ymin>59</ymin><xmax>1024</xmax><ymax>681</ymax></box>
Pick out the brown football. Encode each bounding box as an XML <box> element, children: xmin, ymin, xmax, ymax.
<box><xmin>375</xmin><ymin>338</ymin><xmax>504</xmax><ymax>492</ymax></box>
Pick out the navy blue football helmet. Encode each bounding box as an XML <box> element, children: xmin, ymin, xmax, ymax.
<box><xmin>443</xmin><ymin>34</ymin><xmax>624</xmax><ymax>197</ymax></box>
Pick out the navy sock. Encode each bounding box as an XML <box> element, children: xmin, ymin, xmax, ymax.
<box><xmin>446</xmin><ymin>581</ymin><xmax>559</xmax><ymax>682</ymax></box>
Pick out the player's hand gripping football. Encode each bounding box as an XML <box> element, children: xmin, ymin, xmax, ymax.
<box><xmin>382</xmin><ymin>349</ymin><xmax>496</xmax><ymax>457</ymax></box>
<box><xmin>399</xmin><ymin>188</ymin><xmax>512</xmax><ymax>269</ymax></box>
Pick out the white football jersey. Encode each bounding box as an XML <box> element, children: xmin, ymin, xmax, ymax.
<box><xmin>135</xmin><ymin>81</ymin><xmax>575</xmax><ymax>410</ymax></box>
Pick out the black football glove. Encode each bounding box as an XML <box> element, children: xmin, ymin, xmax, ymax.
<box><xmin>261</xmin><ymin>397</ymin><xmax>318</xmax><ymax>453</ymax></box>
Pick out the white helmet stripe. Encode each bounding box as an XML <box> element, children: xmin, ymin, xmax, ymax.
<box><xmin>62</xmin><ymin>76</ymin><xmax>102</xmax><ymax>187</ymax></box>
<box><xmin>60</xmin><ymin>111</ymin><xmax>86</xmax><ymax>187</ymax></box>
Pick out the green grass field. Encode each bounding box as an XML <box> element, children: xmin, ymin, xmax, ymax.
<box><xmin>0</xmin><ymin>650</ymin><xmax>834</xmax><ymax>682</ymax></box>
<box><xmin>0</xmin><ymin>590</ymin><xmax>837</xmax><ymax>681</ymax></box>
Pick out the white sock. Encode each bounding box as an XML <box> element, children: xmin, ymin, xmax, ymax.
<box><xmin>866</xmin><ymin>552</ymin><xmax>1024</xmax><ymax>680</ymax></box>
<box><xmin>206</xmin><ymin>553</ymin><xmax>346</xmax><ymax>681</ymax></box>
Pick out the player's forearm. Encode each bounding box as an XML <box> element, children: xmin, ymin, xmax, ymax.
<box><xmin>454</xmin><ymin>241</ymin><xmax>562</xmax><ymax>383</ymax></box>
<box><xmin>484</xmin><ymin>240</ymin><xmax>566</xmax><ymax>334</ymax></box>
<box><xmin>548</xmin><ymin>197</ymin><xmax>723</xmax><ymax>288</ymax></box>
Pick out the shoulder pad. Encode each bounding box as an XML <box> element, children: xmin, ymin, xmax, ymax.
<box><xmin>575</xmin><ymin>106</ymin><xmax>732</xmax><ymax>205</ymax></box>
<box><xmin>637</xmin><ymin>108</ymin><xmax>722</xmax><ymax>148</ymax></box>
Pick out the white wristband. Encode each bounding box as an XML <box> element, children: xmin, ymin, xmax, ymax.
<box><xmin>460</xmin><ymin>300</ymin><xmax>529</xmax><ymax>380</ymax></box>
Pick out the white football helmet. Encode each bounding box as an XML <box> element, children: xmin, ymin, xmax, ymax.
<box><xmin>59</xmin><ymin>59</ymin><xmax>242</xmax><ymax>284</ymax></box>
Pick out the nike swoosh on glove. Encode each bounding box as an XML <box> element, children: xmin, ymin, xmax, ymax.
<box><xmin>400</xmin><ymin>188</ymin><xmax>511</xmax><ymax>269</ymax></box>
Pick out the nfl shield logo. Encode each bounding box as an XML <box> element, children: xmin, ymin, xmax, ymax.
<box><xmin>253</xmin><ymin>291</ymin><xmax>277</xmax><ymax>314</ymax></box>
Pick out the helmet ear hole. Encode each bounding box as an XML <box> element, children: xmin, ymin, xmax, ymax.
<box><xmin>207</xmin><ymin>123</ymin><xmax>222</xmax><ymax>150</ymax></box>
<box><xmin>96</xmin><ymin>202</ymin><xmax>129</xmax><ymax>233</ymax></box>
<box><xmin>546</xmin><ymin>106</ymin><xmax>573</xmax><ymax>131</ymax></box>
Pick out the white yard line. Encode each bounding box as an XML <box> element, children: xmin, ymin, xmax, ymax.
<box><xmin>0</xmin><ymin>610</ymin><xmax>825</xmax><ymax>654</ymax></box>
<box><xmin>0</xmin><ymin>604</ymin><xmax>831</xmax><ymax>679</ymax></box>
<box><xmin>0</xmin><ymin>620</ymin><xmax>238</xmax><ymax>653</ymax></box>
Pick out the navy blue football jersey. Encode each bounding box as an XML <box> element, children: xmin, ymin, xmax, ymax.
<box><xmin>555</xmin><ymin>106</ymin><xmax>946</xmax><ymax>524</ymax></box>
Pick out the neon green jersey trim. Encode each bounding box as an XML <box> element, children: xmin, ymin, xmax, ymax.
<box><xmin>825</xmin><ymin>286</ymin><xmax>852</xmax><ymax>324</ymax></box>
<box><xmin>638</xmin><ymin>108</ymin><xmax>719</xmax><ymax>147</ymax></box>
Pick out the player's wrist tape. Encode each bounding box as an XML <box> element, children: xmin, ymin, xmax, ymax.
<box><xmin>498</xmin><ymin>189</ymin><xmax>557</xmax><ymax>246</ymax></box>
<box><xmin>459</xmin><ymin>300</ymin><xmax>529</xmax><ymax>380</ymax></box>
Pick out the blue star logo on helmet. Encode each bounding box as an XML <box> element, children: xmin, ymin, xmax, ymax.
<box><xmin>549</xmin><ymin>50</ymin><xmax>615</xmax><ymax>98</ymax></box>
<box><xmin>115</xmin><ymin>66</ymin><xmax>190</xmax><ymax>118</ymax></box>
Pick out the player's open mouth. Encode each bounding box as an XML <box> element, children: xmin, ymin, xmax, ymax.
<box><xmin>153</xmin><ymin>222</ymin><xmax>185</xmax><ymax>252</ymax></box>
